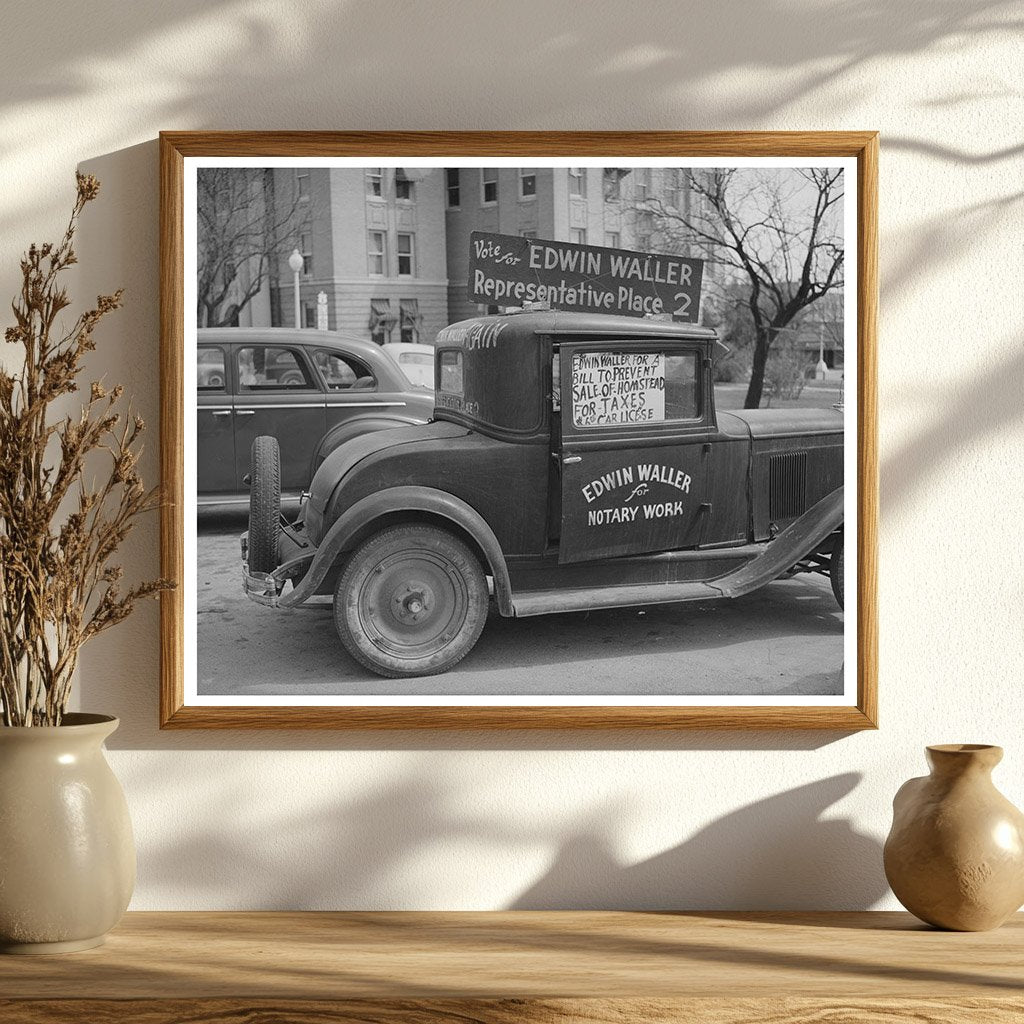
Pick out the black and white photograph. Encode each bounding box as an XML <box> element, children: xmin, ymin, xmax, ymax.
<box><xmin>170</xmin><ymin>145</ymin><xmax>868</xmax><ymax>722</ymax></box>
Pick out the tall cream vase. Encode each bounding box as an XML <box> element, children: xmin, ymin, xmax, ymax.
<box><xmin>0</xmin><ymin>714</ymin><xmax>135</xmax><ymax>953</ymax></box>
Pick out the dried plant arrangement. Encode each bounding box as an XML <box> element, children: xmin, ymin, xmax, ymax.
<box><xmin>0</xmin><ymin>173</ymin><xmax>172</xmax><ymax>726</ymax></box>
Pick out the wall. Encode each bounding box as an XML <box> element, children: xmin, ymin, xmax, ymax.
<box><xmin>1</xmin><ymin>0</ymin><xmax>1021</xmax><ymax>910</ymax></box>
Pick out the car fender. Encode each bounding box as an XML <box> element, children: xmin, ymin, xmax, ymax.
<box><xmin>311</xmin><ymin>415</ymin><xmax>427</xmax><ymax>478</ymax></box>
<box><xmin>278</xmin><ymin>485</ymin><xmax>513</xmax><ymax>614</ymax></box>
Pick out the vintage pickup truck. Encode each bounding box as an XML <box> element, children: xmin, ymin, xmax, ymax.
<box><xmin>241</xmin><ymin>310</ymin><xmax>844</xmax><ymax>678</ymax></box>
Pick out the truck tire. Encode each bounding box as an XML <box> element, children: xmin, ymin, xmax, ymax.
<box><xmin>334</xmin><ymin>525</ymin><xmax>488</xmax><ymax>678</ymax></box>
<box><xmin>247</xmin><ymin>435</ymin><xmax>281</xmax><ymax>574</ymax></box>
<box><xmin>830</xmin><ymin>530</ymin><xmax>844</xmax><ymax>610</ymax></box>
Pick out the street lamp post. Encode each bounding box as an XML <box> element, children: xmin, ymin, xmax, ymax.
<box><xmin>287</xmin><ymin>248</ymin><xmax>303</xmax><ymax>328</ymax></box>
<box><xmin>815</xmin><ymin>320</ymin><xmax>828</xmax><ymax>381</ymax></box>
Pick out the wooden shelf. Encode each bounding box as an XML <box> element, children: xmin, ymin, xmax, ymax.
<box><xmin>1</xmin><ymin>911</ymin><xmax>1021</xmax><ymax>1022</ymax></box>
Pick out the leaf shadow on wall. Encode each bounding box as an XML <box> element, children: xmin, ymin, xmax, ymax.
<box><xmin>1</xmin><ymin>0</ymin><xmax>1017</xmax><ymax>153</ymax></box>
<box><xmin>511</xmin><ymin>773</ymin><xmax>887</xmax><ymax>910</ymax></box>
<box><xmin>129</xmin><ymin>761</ymin><xmax>886</xmax><ymax>911</ymax></box>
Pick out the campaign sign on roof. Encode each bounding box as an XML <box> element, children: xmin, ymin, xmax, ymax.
<box><xmin>468</xmin><ymin>231</ymin><xmax>704</xmax><ymax>321</ymax></box>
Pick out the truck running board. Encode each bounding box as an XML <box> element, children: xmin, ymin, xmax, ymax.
<box><xmin>510</xmin><ymin>487</ymin><xmax>843</xmax><ymax>618</ymax></box>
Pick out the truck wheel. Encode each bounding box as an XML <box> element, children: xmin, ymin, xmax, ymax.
<box><xmin>830</xmin><ymin>530</ymin><xmax>844</xmax><ymax>610</ymax></box>
<box><xmin>247</xmin><ymin>435</ymin><xmax>281</xmax><ymax>574</ymax></box>
<box><xmin>334</xmin><ymin>525</ymin><xmax>488</xmax><ymax>678</ymax></box>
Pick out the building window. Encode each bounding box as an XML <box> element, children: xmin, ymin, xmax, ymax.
<box><xmin>303</xmin><ymin>303</ymin><xmax>317</xmax><ymax>328</ymax></box>
<box><xmin>570</xmin><ymin>228</ymin><xmax>586</xmax><ymax>246</ymax></box>
<box><xmin>568</xmin><ymin>167</ymin><xmax>585</xmax><ymax>196</ymax></box>
<box><xmin>366</xmin><ymin>168</ymin><xmax>383</xmax><ymax>198</ymax></box>
<box><xmin>481</xmin><ymin>169</ymin><xmax>498</xmax><ymax>205</ymax></box>
<box><xmin>635</xmin><ymin>167</ymin><xmax>651</xmax><ymax>202</ymax></box>
<box><xmin>399</xmin><ymin>298</ymin><xmax>420</xmax><ymax>344</ymax></box>
<box><xmin>666</xmin><ymin>168</ymin><xmax>684</xmax><ymax>209</ymax></box>
<box><xmin>636</xmin><ymin>210</ymin><xmax>655</xmax><ymax>252</ymax></box>
<box><xmin>520</xmin><ymin>170</ymin><xmax>536</xmax><ymax>198</ymax></box>
<box><xmin>295</xmin><ymin>171</ymin><xmax>310</xmax><ymax>202</ymax></box>
<box><xmin>369</xmin><ymin>298</ymin><xmax>394</xmax><ymax>345</ymax></box>
<box><xmin>397</xmin><ymin>233</ymin><xmax>414</xmax><ymax>276</ymax></box>
<box><xmin>603</xmin><ymin>168</ymin><xmax>621</xmax><ymax>201</ymax></box>
<box><xmin>446</xmin><ymin>168</ymin><xmax>460</xmax><ymax>208</ymax></box>
<box><xmin>300</xmin><ymin>231</ymin><xmax>313</xmax><ymax>276</ymax></box>
<box><xmin>395</xmin><ymin>172</ymin><xmax>414</xmax><ymax>201</ymax></box>
<box><xmin>367</xmin><ymin>231</ymin><xmax>386</xmax><ymax>275</ymax></box>
<box><xmin>605</xmin><ymin>231</ymin><xmax>620</xmax><ymax>249</ymax></box>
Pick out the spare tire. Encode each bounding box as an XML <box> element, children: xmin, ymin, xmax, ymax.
<box><xmin>247</xmin><ymin>435</ymin><xmax>281</xmax><ymax>574</ymax></box>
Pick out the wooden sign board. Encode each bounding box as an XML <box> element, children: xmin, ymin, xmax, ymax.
<box><xmin>468</xmin><ymin>231</ymin><xmax>704</xmax><ymax>321</ymax></box>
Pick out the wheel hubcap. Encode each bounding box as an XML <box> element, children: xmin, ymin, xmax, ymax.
<box><xmin>391</xmin><ymin>581</ymin><xmax>433</xmax><ymax>623</ymax></box>
<box><xmin>357</xmin><ymin>549</ymin><xmax>469</xmax><ymax>660</ymax></box>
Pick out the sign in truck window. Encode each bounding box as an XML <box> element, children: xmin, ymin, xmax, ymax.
<box><xmin>572</xmin><ymin>351</ymin><xmax>699</xmax><ymax>427</ymax></box>
<box><xmin>468</xmin><ymin>231</ymin><xmax>704</xmax><ymax>320</ymax></box>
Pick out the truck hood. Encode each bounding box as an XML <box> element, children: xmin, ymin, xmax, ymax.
<box><xmin>308</xmin><ymin>420</ymin><xmax>469</xmax><ymax>514</ymax></box>
<box><xmin>718</xmin><ymin>407</ymin><xmax>843</xmax><ymax>439</ymax></box>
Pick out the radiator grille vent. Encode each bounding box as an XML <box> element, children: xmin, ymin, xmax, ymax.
<box><xmin>769</xmin><ymin>452</ymin><xmax>808</xmax><ymax>521</ymax></box>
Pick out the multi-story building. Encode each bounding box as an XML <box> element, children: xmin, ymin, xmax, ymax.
<box><xmin>264</xmin><ymin>167</ymin><xmax>449</xmax><ymax>346</ymax></box>
<box><xmin>203</xmin><ymin>166</ymin><xmax>701</xmax><ymax>340</ymax></box>
<box><xmin>444</xmin><ymin>166</ymin><xmax>696</xmax><ymax>323</ymax></box>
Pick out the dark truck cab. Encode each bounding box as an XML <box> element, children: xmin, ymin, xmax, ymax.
<box><xmin>242</xmin><ymin>310</ymin><xmax>844</xmax><ymax>678</ymax></box>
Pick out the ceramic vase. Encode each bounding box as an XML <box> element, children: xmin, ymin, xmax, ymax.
<box><xmin>884</xmin><ymin>744</ymin><xmax>1024</xmax><ymax>931</ymax></box>
<box><xmin>0</xmin><ymin>714</ymin><xmax>135</xmax><ymax>953</ymax></box>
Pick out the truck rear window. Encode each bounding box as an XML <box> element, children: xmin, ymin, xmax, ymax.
<box><xmin>571</xmin><ymin>350</ymin><xmax>699</xmax><ymax>427</ymax></box>
<box><xmin>439</xmin><ymin>350</ymin><xmax>463</xmax><ymax>395</ymax></box>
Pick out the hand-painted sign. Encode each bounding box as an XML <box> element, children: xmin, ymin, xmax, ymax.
<box><xmin>468</xmin><ymin>232</ymin><xmax>704</xmax><ymax>321</ymax></box>
<box><xmin>572</xmin><ymin>352</ymin><xmax>665</xmax><ymax>427</ymax></box>
<box><xmin>557</xmin><ymin>446</ymin><xmax>706</xmax><ymax>564</ymax></box>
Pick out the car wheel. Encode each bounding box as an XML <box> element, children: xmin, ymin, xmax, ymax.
<box><xmin>247</xmin><ymin>435</ymin><xmax>281</xmax><ymax>574</ymax></box>
<box><xmin>334</xmin><ymin>525</ymin><xmax>488</xmax><ymax>678</ymax></box>
<box><xmin>830</xmin><ymin>530</ymin><xmax>844</xmax><ymax>609</ymax></box>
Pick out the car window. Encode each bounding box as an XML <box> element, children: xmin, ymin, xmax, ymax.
<box><xmin>237</xmin><ymin>347</ymin><xmax>315</xmax><ymax>391</ymax></box>
<box><xmin>313</xmin><ymin>349</ymin><xmax>377</xmax><ymax>391</ymax></box>
<box><xmin>570</xmin><ymin>350</ymin><xmax>700</xmax><ymax>428</ymax></box>
<box><xmin>399</xmin><ymin>352</ymin><xmax>433</xmax><ymax>368</ymax></box>
<box><xmin>198</xmin><ymin>347</ymin><xmax>227</xmax><ymax>393</ymax></box>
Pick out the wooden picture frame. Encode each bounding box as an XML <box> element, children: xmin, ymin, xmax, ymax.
<box><xmin>160</xmin><ymin>131</ymin><xmax>877</xmax><ymax>730</ymax></box>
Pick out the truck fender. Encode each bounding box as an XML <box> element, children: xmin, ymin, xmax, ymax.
<box><xmin>278</xmin><ymin>486</ymin><xmax>513</xmax><ymax>615</ymax></box>
<box><xmin>311</xmin><ymin>415</ymin><xmax>423</xmax><ymax>478</ymax></box>
<box><xmin>709</xmin><ymin>486</ymin><xmax>844</xmax><ymax>599</ymax></box>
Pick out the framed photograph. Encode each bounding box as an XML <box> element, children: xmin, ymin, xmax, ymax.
<box><xmin>159</xmin><ymin>131</ymin><xmax>877</xmax><ymax>729</ymax></box>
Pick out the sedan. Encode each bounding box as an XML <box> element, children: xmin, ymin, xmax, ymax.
<box><xmin>197</xmin><ymin>328</ymin><xmax>435</xmax><ymax>504</ymax></box>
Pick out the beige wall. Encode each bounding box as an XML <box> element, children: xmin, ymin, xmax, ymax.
<box><xmin>1</xmin><ymin>0</ymin><xmax>1021</xmax><ymax>911</ymax></box>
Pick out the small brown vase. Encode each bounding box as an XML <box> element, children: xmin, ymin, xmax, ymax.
<box><xmin>884</xmin><ymin>744</ymin><xmax>1024</xmax><ymax>931</ymax></box>
<box><xmin>0</xmin><ymin>714</ymin><xmax>135</xmax><ymax>953</ymax></box>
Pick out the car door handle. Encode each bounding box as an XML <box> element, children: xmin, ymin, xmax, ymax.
<box><xmin>235</xmin><ymin>409</ymin><xmax>255</xmax><ymax>416</ymax></box>
<box><xmin>562</xmin><ymin>456</ymin><xmax>582</xmax><ymax>465</ymax></box>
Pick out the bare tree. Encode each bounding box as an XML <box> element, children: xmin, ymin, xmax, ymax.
<box><xmin>196</xmin><ymin>169</ymin><xmax>307</xmax><ymax>328</ymax></box>
<box><xmin>638</xmin><ymin>168</ymin><xmax>844</xmax><ymax>408</ymax></box>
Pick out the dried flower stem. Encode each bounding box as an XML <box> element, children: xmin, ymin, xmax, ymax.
<box><xmin>0</xmin><ymin>173</ymin><xmax>173</xmax><ymax>726</ymax></box>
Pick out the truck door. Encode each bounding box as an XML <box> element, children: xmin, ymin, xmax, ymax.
<box><xmin>557</xmin><ymin>341</ymin><xmax>711</xmax><ymax>565</ymax></box>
